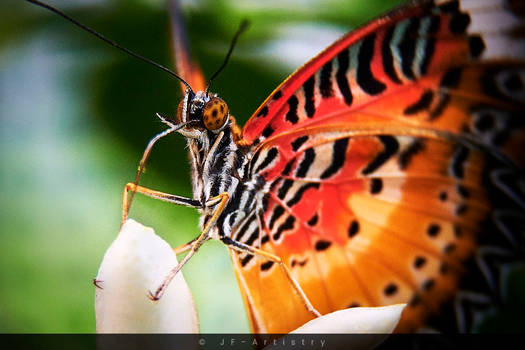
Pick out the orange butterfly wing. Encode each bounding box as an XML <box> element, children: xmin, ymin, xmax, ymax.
<box><xmin>169</xmin><ymin>0</ymin><xmax>524</xmax><ymax>333</ymax></box>
<box><xmin>230</xmin><ymin>0</ymin><xmax>525</xmax><ymax>333</ymax></box>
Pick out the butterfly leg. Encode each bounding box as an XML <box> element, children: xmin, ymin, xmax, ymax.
<box><xmin>93</xmin><ymin>278</ymin><xmax>103</xmax><ymax>289</ymax></box>
<box><xmin>221</xmin><ymin>236</ymin><xmax>322</xmax><ymax>318</ymax></box>
<box><xmin>122</xmin><ymin>183</ymin><xmax>202</xmax><ymax>254</ymax></box>
<box><xmin>124</xmin><ymin>113</ymin><xmax>194</xmax><ymax>222</ymax></box>
<box><xmin>172</xmin><ymin>237</ymin><xmax>198</xmax><ymax>255</ymax></box>
<box><xmin>149</xmin><ymin>192</ymin><xmax>230</xmax><ymax>301</ymax></box>
<box><xmin>122</xmin><ymin>183</ymin><xmax>202</xmax><ymax>224</ymax></box>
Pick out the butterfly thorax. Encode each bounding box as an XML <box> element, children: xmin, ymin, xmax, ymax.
<box><xmin>178</xmin><ymin>90</ymin><xmax>262</xmax><ymax>240</ymax></box>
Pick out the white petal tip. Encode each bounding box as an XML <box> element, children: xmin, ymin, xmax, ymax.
<box><xmin>95</xmin><ymin>219</ymin><xmax>199</xmax><ymax>333</ymax></box>
<box><xmin>292</xmin><ymin>304</ymin><xmax>406</xmax><ymax>334</ymax></box>
<box><xmin>273</xmin><ymin>304</ymin><xmax>406</xmax><ymax>350</ymax></box>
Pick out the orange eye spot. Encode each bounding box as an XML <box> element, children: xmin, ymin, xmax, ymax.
<box><xmin>203</xmin><ymin>97</ymin><xmax>228</xmax><ymax>131</ymax></box>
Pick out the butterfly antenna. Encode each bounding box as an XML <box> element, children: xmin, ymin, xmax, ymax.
<box><xmin>205</xmin><ymin>20</ymin><xmax>249</xmax><ymax>95</ymax></box>
<box><xmin>25</xmin><ymin>0</ymin><xmax>193</xmax><ymax>93</ymax></box>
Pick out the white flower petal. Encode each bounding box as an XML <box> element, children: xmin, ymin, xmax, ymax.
<box><xmin>278</xmin><ymin>304</ymin><xmax>406</xmax><ymax>349</ymax></box>
<box><xmin>292</xmin><ymin>304</ymin><xmax>406</xmax><ymax>334</ymax></box>
<box><xmin>95</xmin><ymin>219</ymin><xmax>199</xmax><ymax>333</ymax></box>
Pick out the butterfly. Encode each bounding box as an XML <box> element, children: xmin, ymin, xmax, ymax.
<box><xmin>26</xmin><ymin>0</ymin><xmax>524</xmax><ymax>333</ymax></box>
<box><xmin>119</xmin><ymin>0</ymin><xmax>524</xmax><ymax>333</ymax></box>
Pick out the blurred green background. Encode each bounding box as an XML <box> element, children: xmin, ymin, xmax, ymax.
<box><xmin>1</xmin><ymin>0</ymin><xmax>523</xmax><ymax>334</ymax></box>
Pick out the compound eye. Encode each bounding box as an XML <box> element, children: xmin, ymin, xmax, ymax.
<box><xmin>203</xmin><ymin>97</ymin><xmax>229</xmax><ymax>131</ymax></box>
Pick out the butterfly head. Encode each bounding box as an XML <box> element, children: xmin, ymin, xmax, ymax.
<box><xmin>176</xmin><ymin>90</ymin><xmax>230</xmax><ymax>138</ymax></box>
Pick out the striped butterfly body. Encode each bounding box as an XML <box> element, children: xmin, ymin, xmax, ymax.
<box><xmin>171</xmin><ymin>0</ymin><xmax>525</xmax><ymax>333</ymax></box>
